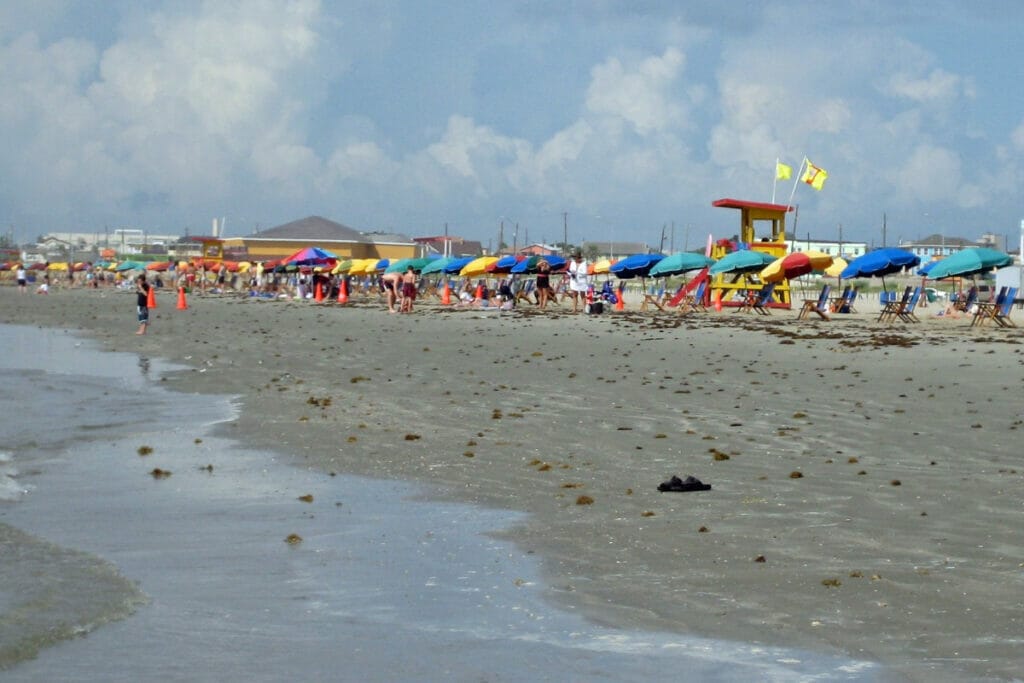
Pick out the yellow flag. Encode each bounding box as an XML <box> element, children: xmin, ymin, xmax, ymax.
<box><xmin>802</xmin><ymin>160</ymin><xmax>828</xmax><ymax>190</ymax></box>
<box><xmin>775</xmin><ymin>161</ymin><xmax>792</xmax><ymax>180</ymax></box>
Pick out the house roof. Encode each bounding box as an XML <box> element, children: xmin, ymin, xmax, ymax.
<box><xmin>904</xmin><ymin>233</ymin><xmax>975</xmax><ymax>247</ymax></box>
<box><xmin>254</xmin><ymin>215</ymin><xmax>366</xmax><ymax>242</ymax></box>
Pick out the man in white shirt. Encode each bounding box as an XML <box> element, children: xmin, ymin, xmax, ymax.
<box><xmin>567</xmin><ymin>250</ymin><xmax>590</xmax><ymax>313</ymax></box>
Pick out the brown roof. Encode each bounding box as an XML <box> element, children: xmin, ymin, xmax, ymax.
<box><xmin>255</xmin><ymin>216</ymin><xmax>365</xmax><ymax>242</ymax></box>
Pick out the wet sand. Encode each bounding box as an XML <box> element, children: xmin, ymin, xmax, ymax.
<box><xmin>5</xmin><ymin>285</ymin><xmax>1024</xmax><ymax>681</ymax></box>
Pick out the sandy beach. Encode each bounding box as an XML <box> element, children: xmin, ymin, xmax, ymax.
<box><xmin>4</xmin><ymin>284</ymin><xmax>1023</xmax><ymax>681</ymax></box>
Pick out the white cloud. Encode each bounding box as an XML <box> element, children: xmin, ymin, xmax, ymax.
<box><xmin>883</xmin><ymin>68</ymin><xmax>966</xmax><ymax>103</ymax></box>
<box><xmin>585</xmin><ymin>48</ymin><xmax>687</xmax><ymax>136</ymax></box>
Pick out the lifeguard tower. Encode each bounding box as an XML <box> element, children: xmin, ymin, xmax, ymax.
<box><xmin>710</xmin><ymin>198</ymin><xmax>793</xmax><ymax>308</ymax></box>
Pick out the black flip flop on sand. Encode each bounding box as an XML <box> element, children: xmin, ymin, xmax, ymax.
<box><xmin>657</xmin><ymin>475</ymin><xmax>711</xmax><ymax>492</ymax></box>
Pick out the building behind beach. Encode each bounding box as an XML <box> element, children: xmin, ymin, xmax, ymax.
<box><xmin>213</xmin><ymin>215</ymin><xmax>417</xmax><ymax>262</ymax></box>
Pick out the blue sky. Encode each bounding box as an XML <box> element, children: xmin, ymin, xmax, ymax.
<box><xmin>3</xmin><ymin>0</ymin><xmax>1023</xmax><ymax>251</ymax></box>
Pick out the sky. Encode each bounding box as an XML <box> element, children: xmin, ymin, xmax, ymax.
<box><xmin>3</xmin><ymin>0</ymin><xmax>1024</xmax><ymax>251</ymax></box>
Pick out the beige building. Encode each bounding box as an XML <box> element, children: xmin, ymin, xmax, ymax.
<box><xmin>213</xmin><ymin>215</ymin><xmax>417</xmax><ymax>262</ymax></box>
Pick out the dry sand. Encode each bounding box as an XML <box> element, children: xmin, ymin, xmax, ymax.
<box><xmin>4</xmin><ymin>285</ymin><xmax>1024</xmax><ymax>681</ymax></box>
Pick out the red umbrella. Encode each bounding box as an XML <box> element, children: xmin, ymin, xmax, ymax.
<box><xmin>759</xmin><ymin>251</ymin><xmax>833</xmax><ymax>283</ymax></box>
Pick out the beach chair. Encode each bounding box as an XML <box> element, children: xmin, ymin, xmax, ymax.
<box><xmin>797</xmin><ymin>284</ymin><xmax>832</xmax><ymax>320</ymax></box>
<box><xmin>678</xmin><ymin>281</ymin><xmax>707</xmax><ymax>315</ymax></box>
<box><xmin>953</xmin><ymin>286</ymin><xmax>978</xmax><ymax>313</ymax></box>
<box><xmin>971</xmin><ymin>286</ymin><xmax>1010</xmax><ymax>327</ymax></box>
<box><xmin>991</xmin><ymin>287</ymin><xmax>1018</xmax><ymax>327</ymax></box>
<box><xmin>827</xmin><ymin>285</ymin><xmax>850</xmax><ymax>313</ymax></box>
<box><xmin>831</xmin><ymin>286</ymin><xmax>858</xmax><ymax>313</ymax></box>
<box><xmin>737</xmin><ymin>282</ymin><xmax>776</xmax><ymax>314</ymax></box>
<box><xmin>877</xmin><ymin>286</ymin><xmax>912</xmax><ymax>323</ymax></box>
<box><xmin>641</xmin><ymin>282</ymin><xmax>666</xmax><ymax>312</ymax></box>
<box><xmin>893</xmin><ymin>286</ymin><xmax>923</xmax><ymax>323</ymax></box>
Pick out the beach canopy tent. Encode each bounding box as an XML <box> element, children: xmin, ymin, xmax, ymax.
<box><xmin>759</xmin><ymin>251</ymin><xmax>833</xmax><ymax>284</ymax></box>
<box><xmin>284</xmin><ymin>246</ymin><xmax>338</xmax><ymax>267</ymax></box>
<box><xmin>708</xmin><ymin>250</ymin><xmax>776</xmax><ymax>276</ymax></box>
<box><xmin>511</xmin><ymin>254</ymin><xmax>567</xmax><ymax>274</ymax></box>
<box><xmin>610</xmin><ymin>253</ymin><xmax>664</xmax><ymax>279</ymax></box>
<box><xmin>839</xmin><ymin>248</ymin><xmax>919</xmax><ymax>283</ymax></box>
<box><xmin>917</xmin><ymin>248</ymin><xmax>1013</xmax><ymax>280</ymax></box>
<box><xmin>459</xmin><ymin>256</ymin><xmax>500</xmax><ymax>277</ymax></box>
<box><xmin>649</xmin><ymin>252</ymin><xmax>714</xmax><ymax>278</ymax></box>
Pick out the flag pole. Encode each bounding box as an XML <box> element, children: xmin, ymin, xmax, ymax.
<box><xmin>785</xmin><ymin>157</ymin><xmax>807</xmax><ymax>210</ymax></box>
<box><xmin>772</xmin><ymin>157</ymin><xmax>779</xmax><ymax>203</ymax></box>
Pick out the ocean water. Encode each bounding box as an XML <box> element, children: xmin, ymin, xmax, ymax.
<box><xmin>0</xmin><ymin>324</ymin><xmax>884</xmax><ymax>682</ymax></box>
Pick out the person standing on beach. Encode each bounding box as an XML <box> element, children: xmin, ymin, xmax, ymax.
<box><xmin>136</xmin><ymin>274</ymin><xmax>150</xmax><ymax>335</ymax></box>
<box><xmin>536</xmin><ymin>258</ymin><xmax>551</xmax><ymax>309</ymax></box>
<box><xmin>16</xmin><ymin>264</ymin><xmax>27</xmax><ymax>293</ymax></box>
<box><xmin>381</xmin><ymin>271</ymin><xmax>401</xmax><ymax>313</ymax></box>
<box><xmin>567</xmin><ymin>250</ymin><xmax>590</xmax><ymax>313</ymax></box>
<box><xmin>400</xmin><ymin>266</ymin><xmax>417</xmax><ymax>313</ymax></box>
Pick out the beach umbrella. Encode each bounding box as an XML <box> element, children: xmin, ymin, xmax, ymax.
<box><xmin>385</xmin><ymin>257</ymin><xmax>432</xmax><ymax>274</ymax></box>
<box><xmin>824</xmin><ymin>257</ymin><xmax>848</xmax><ymax>278</ymax></box>
<box><xmin>115</xmin><ymin>260</ymin><xmax>146</xmax><ymax>272</ymax></box>
<box><xmin>839</xmin><ymin>248</ymin><xmax>919</xmax><ymax>289</ymax></box>
<box><xmin>420</xmin><ymin>257</ymin><xmax>452</xmax><ymax>275</ymax></box>
<box><xmin>610</xmin><ymin>253</ymin><xmax>664</xmax><ymax>279</ymax></box>
<box><xmin>588</xmin><ymin>258</ymin><xmax>615</xmax><ymax>275</ymax></box>
<box><xmin>374</xmin><ymin>259</ymin><xmax>390</xmax><ymax>272</ymax></box>
<box><xmin>443</xmin><ymin>256</ymin><xmax>475</xmax><ymax>274</ymax></box>
<box><xmin>47</xmin><ymin>262</ymin><xmax>70</xmax><ymax>271</ymax></box>
<box><xmin>918</xmin><ymin>248</ymin><xmax>1013</xmax><ymax>280</ymax></box>
<box><xmin>354</xmin><ymin>259</ymin><xmax>379</xmax><ymax>275</ymax></box>
<box><xmin>459</xmin><ymin>256</ymin><xmax>499</xmax><ymax>277</ymax></box>
<box><xmin>649</xmin><ymin>252</ymin><xmax>714</xmax><ymax>278</ymax></box>
<box><xmin>486</xmin><ymin>254</ymin><xmax>525</xmax><ymax>274</ymax></box>
<box><xmin>759</xmin><ymin>251</ymin><xmax>833</xmax><ymax>284</ymax></box>
<box><xmin>284</xmin><ymin>246</ymin><xmax>338</xmax><ymax>267</ymax></box>
<box><xmin>510</xmin><ymin>254</ymin><xmax>568</xmax><ymax>274</ymax></box>
<box><xmin>145</xmin><ymin>261</ymin><xmax>170</xmax><ymax>271</ymax></box>
<box><xmin>708</xmin><ymin>250</ymin><xmax>776</xmax><ymax>276</ymax></box>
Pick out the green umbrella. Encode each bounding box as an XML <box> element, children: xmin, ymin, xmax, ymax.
<box><xmin>709</xmin><ymin>250</ymin><xmax>776</xmax><ymax>275</ymax></box>
<box><xmin>920</xmin><ymin>248</ymin><xmax>1013</xmax><ymax>280</ymax></box>
<box><xmin>420</xmin><ymin>257</ymin><xmax>451</xmax><ymax>275</ymax></box>
<box><xmin>385</xmin><ymin>257</ymin><xmax>432</xmax><ymax>274</ymax></box>
<box><xmin>648</xmin><ymin>252</ymin><xmax>714</xmax><ymax>278</ymax></box>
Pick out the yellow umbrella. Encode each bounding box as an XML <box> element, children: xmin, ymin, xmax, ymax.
<box><xmin>824</xmin><ymin>257</ymin><xmax>848</xmax><ymax>278</ymax></box>
<box><xmin>759</xmin><ymin>250</ymin><xmax>834</xmax><ymax>284</ymax></box>
<box><xmin>459</xmin><ymin>256</ymin><xmax>499</xmax><ymax>277</ymax></box>
<box><xmin>590</xmin><ymin>258</ymin><xmax>614</xmax><ymax>275</ymax></box>
<box><xmin>237</xmin><ymin>261</ymin><xmax>252</xmax><ymax>273</ymax></box>
<box><xmin>356</xmin><ymin>259</ymin><xmax>379</xmax><ymax>275</ymax></box>
<box><xmin>47</xmin><ymin>262</ymin><xmax>70</xmax><ymax>271</ymax></box>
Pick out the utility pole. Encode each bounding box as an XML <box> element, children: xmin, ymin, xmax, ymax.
<box><xmin>444</xmin><ymin>222</ymin><xmax>449</xmax><ymax>257</ymax></box>
<box><xmin>659</xmin><ymin>224</ymin><xmax>666</xmax><ymax>254</ymax></box>
<box><xmin>882</xmin><ymin>213</ymin><xmax>887</xmax><ymax>248</ymax></box>
<box><xmin>562</xmin><ymin>212</ymin><xmax>568</xmax><ymax>255</ymax></box>
<box><xmin>838</xmin><ymin>223</ymin><xmax>843</xmax><ymax>258</ymax></box>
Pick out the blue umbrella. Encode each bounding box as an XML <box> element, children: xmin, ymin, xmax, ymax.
<box><xmin>840</xmin><ymin>247</ymin><xmax>920</xmax><ymax>291</ymax></box>
<box><xmin>840</xmin><ymin>248</ymin><xmax>920</xmax><ymax>279</ymax></box>
<box><xmin>708</xmin><ymin>250</ymin><xmax>776</xmax><ymax>275</ymax></box>
<box><xmin>610</xmin><ymin>253</ymin><xmax>664</xmax><ymax>279</ymax></box>
<box><xmin>443</xmin><ymin>256</ymin><xmax>475</xmax><ymax>274</ymax></box>
<box><xmin>510</xmin><ymin>255</ymin><xmax>567</xmax><ymax>274</ymax></box>
<box><xmin>648</xmin><ymin>252</ymin><xmax>714</xmax><ymax>278</ymax></box>
<box><xmin>919</xmin><ymin>248</ymin><xmax>1013</xmax><ymax>280</ymax></box>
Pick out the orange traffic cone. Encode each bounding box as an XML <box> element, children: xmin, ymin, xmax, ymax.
<box><xmin>714</xmin><ymin>288</ymin><xmax>723</xmax><ymax>312</ymax></box>
<box><xmin>474</xmin><ymin>281</ymin><xmax>483</xmax><ymax>300</ymax></box>
<box><xmin>441</xmin><ymin>280</ymin><xmax>451</xmax><ymax>305</ymax></box>
<box><xmin>337</xmin><ymin>277</ymin><xmax>349</xmax><ymax>304</ymax></box>
<box><xmin>146</xmin><ymin>285</ymin><xmax>157</xmax><ymax>309</ymax></box>
<box><xmin>615</xmin><ymin>283</ymin><xmax>625</xmax><ymax>311</ymax></box>
<box><xmin>314</xmin><ymin>281</ymin><xmax>324</xmax><ymax>302</ymax></box>
<box><xmin>176</xmin><ymin>286</ymin><xmax>188</xmax><ymax>310</ymax></box>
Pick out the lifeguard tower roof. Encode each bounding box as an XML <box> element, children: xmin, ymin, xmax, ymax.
<box><xmin>712</xmin><ymin>198</ymin><xmax>793</xmax><ymax>212</ymax></box>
